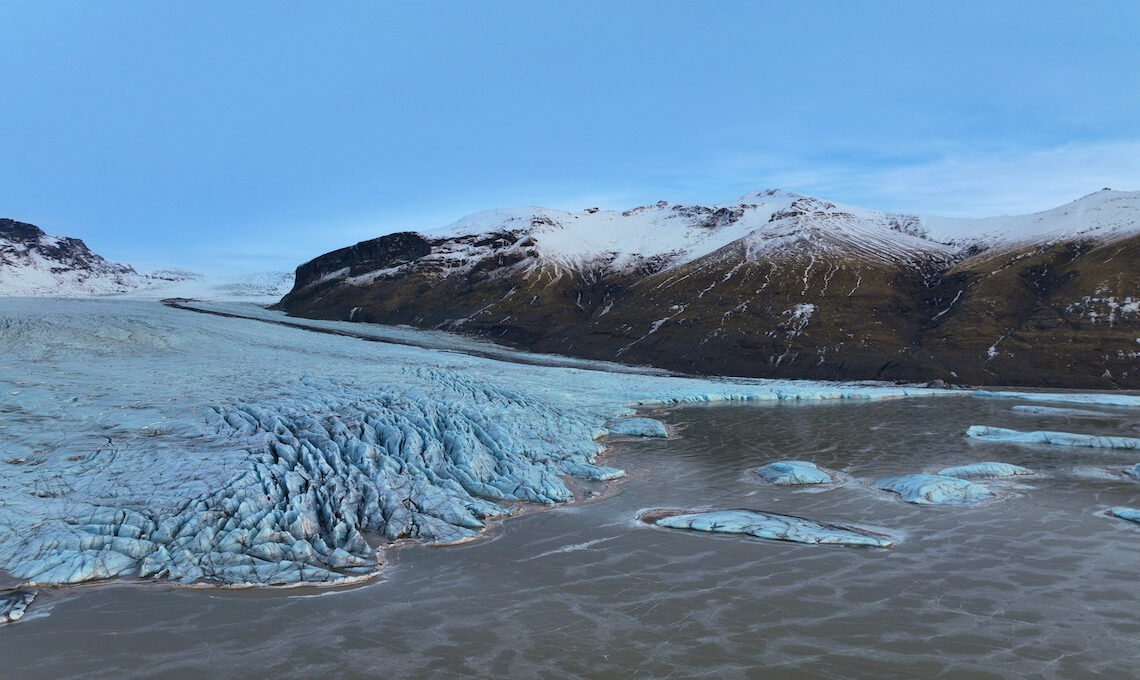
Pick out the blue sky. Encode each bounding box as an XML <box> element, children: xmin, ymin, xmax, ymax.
<box><xmin>2</xmin><ymin>1</ymin><xmax>1137</xmax><ymax>270</ymax></box>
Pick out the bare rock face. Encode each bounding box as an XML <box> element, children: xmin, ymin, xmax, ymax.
<box><xmin>275</xmin><ymin>190</ymin><xmax>1140</xmax><ymax>389</ymax></box>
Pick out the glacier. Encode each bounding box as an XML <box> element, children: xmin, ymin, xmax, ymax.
<box><xmin>1</xmin><ymin>297</ymin><xmax>1136</xmax><ymax>604</ymax></box>
<box><xmin>650</xmin><ymin>510</ymin><xmax>892</xmax><ymax>547</ymax></box>
<box><xmin>873</xmin><ymin>475</ymin><xmax>994</xmax><ymax>505</ymax></box>
<box><xmin>936</xmin><ymin>462</ymin><xmax>1034</xmax><ymax>480</ymax></box>
<box><xmin>753</xmin><ymin>460</ymin><xmax>833</xmax><ymax>485</ymax></box>
<box><xmin>0</xmin><ymin>298</ymin><xmax>957</xmax><ymax>593</ymax></box>
<box><xmin>966</xmin><ymin>426</ymin><xmax>1140</xmax><ymax>450</ymax></box>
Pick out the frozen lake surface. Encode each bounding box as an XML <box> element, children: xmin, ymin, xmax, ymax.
<box><xmin>1</xmin><ymin>299</ymin><xmax>1139</xmax><ymax>677</ymax></box>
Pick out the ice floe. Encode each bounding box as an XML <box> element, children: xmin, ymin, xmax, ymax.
<box><xmin>971</xmin><ymin>391</ymin><xmax>1140</xmax><ymax>408</ymax></box>
<box><xmin>937</xmin><ymin>462</ymin><xmax>1034</xmax><ymax>479</ymax></box>
<box><xmin>607</xmin><ymin>417</ymin><xmax>668</xmax><ymax>438</ymax></box>
<box><xmin>753</xmin><ymin>460</ymin><xmax>833</xmax><ymax>485</ymax></box>
<box><xmin>1127</xmin><ymin>464</ymin><xmax>1140</xmax><ymax>481</ymax></box>
<box><xmin>966</xmin><ymin>426</ymin><xmax>1140</xmax><ymax>450</ymax></box>
<box><xmin>649</xmin><ymin>509</ymin><xmax>892</xmax><ymax>547</ymax></box>
<box><xmin>0</xmin><ymin>589</ymin><xmax>35</xmax><ymax>623</ymax></box>
<box><xmin>1109</xmin><ymin>508</ymin><xmax>1140</xmax><ymax>524</ymax></box>
<box><xmin>1010</xmin><ymin>405</ymin><xmax>1118</xmax><ymax>418</ymax></box>
<box><xmin>873</xmin><ymin>474</ymin><xmax>994</xmax><ymax>505</ymax></box>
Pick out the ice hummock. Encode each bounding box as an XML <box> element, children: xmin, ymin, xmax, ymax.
<box><xmin>937</xmin><ymin>462</ymin><xmax>1034</xmax><ymax>480</ymax></box>
<box><xmin>873</xmin><ymin>474</ymin><xmax>994</xmax><ymax>505</ymax></box>
<box><xmin>607</xmin><ymin>417</ymin><xmax>669</xmax><ymax>438</ymax></box>
<box><xmin>753</xmin><ymin>460</ymin><xmax>833</xmax><ymax>485</ymax></box>
<box><xmin>651</xmin><ymin>510</ymin><xmax>892</xmax><ymax>547</ymax></box>
<box><xmin>966</xmin><ymin>426</ymin><xmax>1140</xmax><ymax>450</ymax></box>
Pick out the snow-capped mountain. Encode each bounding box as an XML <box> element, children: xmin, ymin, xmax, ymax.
<box><xmin>278</xmin><ymin>189</ymin><xmax>1140</xmax><ymax>388</ymax></box>
<box><xmin>0</xmin><ymin>218</ymin><xmax>143</xmax><ymax>296</ymax></box>
<box><xmin>0</xmin><ymin>218</ymin><xmax>293</xmax><ymax>302</ymax></box>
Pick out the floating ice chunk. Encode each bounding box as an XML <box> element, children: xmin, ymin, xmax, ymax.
<box><xmin>652</xmin><ymin>509</ymin><xmax>891</xmax><ymax>547</ymax></box>
<box><xmin>754</xmin><ymin>460</ymin><xmax>833</xmax><ymax>485</ymax></box>
<box><xmin>966</xmin><ymin>426</ymin><xmax>1140</xmax><ymax>450</ymax></box>
<box><xmin>937</xmin><ymin>462</ymin><xmax>1034</xmax><ymax>479</ymax></box>
<box><xmin>607</xmin><ymin>417</ymin><xmax>668</xmax><ymax>438</ymax></box>
<box><xmin>1011</xmin><ymin>405</ymin><xmax>1118</xmax><ymax>418</ymax></box>
<box><xmin>1109</xmin><ymin>507</ymin><xmax>1140</xmax><ymax>524</ymax></box>
<box><xmin>1127</xmin><ymin>463</ymin><xmax>1140</xmax><ymax>481</ymax></box>
<box><xmin>873</xmin><ymin>474</ymin><xmax>994</xmax><ymax>505</ymax></box>
<box><xmin>972</xmin><ymin>391</ymin><xmax>1140</xmax><ymax>408</ymax></box>
<box><xmin>0</xmin><ymin>589</ymin><xmax>36</xmax><ymax>623</ymax></box>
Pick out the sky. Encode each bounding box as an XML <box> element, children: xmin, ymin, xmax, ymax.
<box><xmin>2</xmin><ymin>1</ymin><xmax>1138</xmax><ymax>271</ymax></box>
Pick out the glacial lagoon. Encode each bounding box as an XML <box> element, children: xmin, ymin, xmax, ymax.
<box><xmin>4</xmin><ymin>396</ymin><xmax>1140</xmax><ymax>678</ymax></box>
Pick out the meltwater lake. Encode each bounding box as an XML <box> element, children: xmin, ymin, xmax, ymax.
<box><xmin>5</xmin><ymin>396</ymin><xmax>1139</xmax><ymax>679</ymax></box>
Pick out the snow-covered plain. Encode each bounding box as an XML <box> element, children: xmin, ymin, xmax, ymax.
<box><xmin>1</xmin><ymin>298</ymin><xmax>1138</xmax><ymax>595</ymax></box>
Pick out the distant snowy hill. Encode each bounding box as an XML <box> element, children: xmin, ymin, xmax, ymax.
<box><xmin>278</xmin><ymin>189</ymin><xmax>1140</xmax><ymax>388</ymax></box>
<box><xmin>0</xmin><ymin>218</ymin><xmax>142</xmax><ymax>296</ymax></box>
<box><xmin>0</xmin><ymin>218</ymin><xmax>293</xmax><ymax>302</ymax></box>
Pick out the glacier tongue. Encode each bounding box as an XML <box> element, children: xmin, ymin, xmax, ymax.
<box><xmin>1</xmin><ymin>374</ymin><xmax>617</xmax><ymax>586</ymax></box>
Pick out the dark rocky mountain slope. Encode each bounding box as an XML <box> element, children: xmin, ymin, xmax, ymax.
<box><xmin>276</xmin><ymin>190</ymin><xmax>1140</xmax><ymax>388</ymax></box>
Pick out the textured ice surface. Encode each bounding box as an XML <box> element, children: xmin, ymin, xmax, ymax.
<box><xmin>873</xmin><ymin>474</ymin><xmax>994</xmax><ymax>505</ymax></box>
<box><xmin>607</xmin><ymin>418</ymin><xmax>668</xmax><ymax>438</ymax></box>
<box><xmin>754</xmin><ymin>460</ymin><xmax>833</xmax><ymax>485</ymax></box>
<box><xmin>653</xmin><ymin>510</ymin><xmax>891</xmax><ymax>547</ymax></box>
<box><xmin>937</xmin><ymin>462</ymin><xmax>1034</xmax><ymax>479</ymax></box>
<box><xmin>0</xmin><ymin>589</ymin><xmax>36</xmax><ymax>623</ymax></box>
<box><xmin>1128</xmin><ymin>464</ymin><xmax>1140</xmax><ymax>481</ymax></box>
<box><xmin>967</xmin><ymin>426</ymin><xmax>1140</xmax><ymax>450</ymax></box>
<box><xmin>1109</xmin><ymin>508</ymin><xmax>1140</xmax><ymax>524</ymax></box>
<box><xmin>1010</xmin><ymin>405</ymin><xmax>1118</xmax><ymax>418</ymax></box>
<box><xmin>0</xmin><ymin>298</ymin><xmax>1124</xmax><ymax>591</ymax></box>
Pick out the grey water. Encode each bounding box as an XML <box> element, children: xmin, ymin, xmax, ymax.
<box><xmin>3</xmin><ymin>397</ymin><xmax>1139</xmax><ymax>679</ymax></box>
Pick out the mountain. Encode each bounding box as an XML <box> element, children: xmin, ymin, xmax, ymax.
<box><xmin>0</xmin><ymin>218</ymin><xmax>294</xmax><ymax>301</ymax></box>
<box><xmin>0</xmin><ymin>218</ymin><xmax>144</xmax><ymax>296</ymax></box>
<box><xmin>281</xmin><ymin>189</ymin><xmax>1134</xmax><ymax>388</ymax></box>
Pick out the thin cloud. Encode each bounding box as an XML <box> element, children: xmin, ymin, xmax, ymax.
<box><xmin>689</xmin><ymin>141</ymin><xmax>1140</xmax><ymax>217</ymax></box>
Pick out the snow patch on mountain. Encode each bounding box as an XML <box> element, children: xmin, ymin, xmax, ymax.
<box><xmin>423</xmin><ymin>188</ymin><xmax>1139</xmax><ymax>277</ymax></box>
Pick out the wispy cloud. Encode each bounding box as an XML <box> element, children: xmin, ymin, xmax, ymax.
<box><xmin>681</xmin><ymin>140</ymin><xmax>1140</xmax><ymax>217</ymax></box>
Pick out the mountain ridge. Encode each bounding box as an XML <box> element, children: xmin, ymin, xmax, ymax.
<box><xmin>277</xmin><ymin>189</ymin><xmax>1140</xmax><ymax>389</ymax></box>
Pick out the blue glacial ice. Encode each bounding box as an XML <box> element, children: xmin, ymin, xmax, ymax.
<box><xmin>873</xmin><ymin>474</ymin><xmax>994</xmax><ymax>505</ymax></box>
<box><xmin>607</xmin><ymin>417</ymin><xmax>668</xmax><ymax>438</ymax></box>
<box><xmin>966</xmin><ymin>426</ymin><xmax>1140</xmax><ymax>450</ymax></box>
<box><xmin>0</xmin><ymin>589</ymin><xmax>36</xmax><ymax>623</ymax></box>
<box><xmin>1128</xmin><ymin>464</ymin><xmax>1140</xmax><ymax>481</ymax></box>
<box><xmin>1010</xmin><ymin>405</ymin><xmax>1118</xmax><ymax>418</ymax></box>
<box><xmin>0</xmin><ymin>297</ymin><xmax>1128</xmax><ymax>591</ymax></box>
<box><xmin>1109</xmin><ymin>508</ymin><xmax>1140</xmax><ymax>524</ymax></box>
<box><xmin>753</xmin><ymin>460</ymin><xmax>833</xmax><ymax>485</ymax></box>
<box><xmin>652</xmin><ymin>510</ymin><xmax>892</xmax><ymax>547</ymax></box>
<box><xmin>937</xmin><ymin>462</ymin><xmax>1034</xmax><ymax>479</ymax></box>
